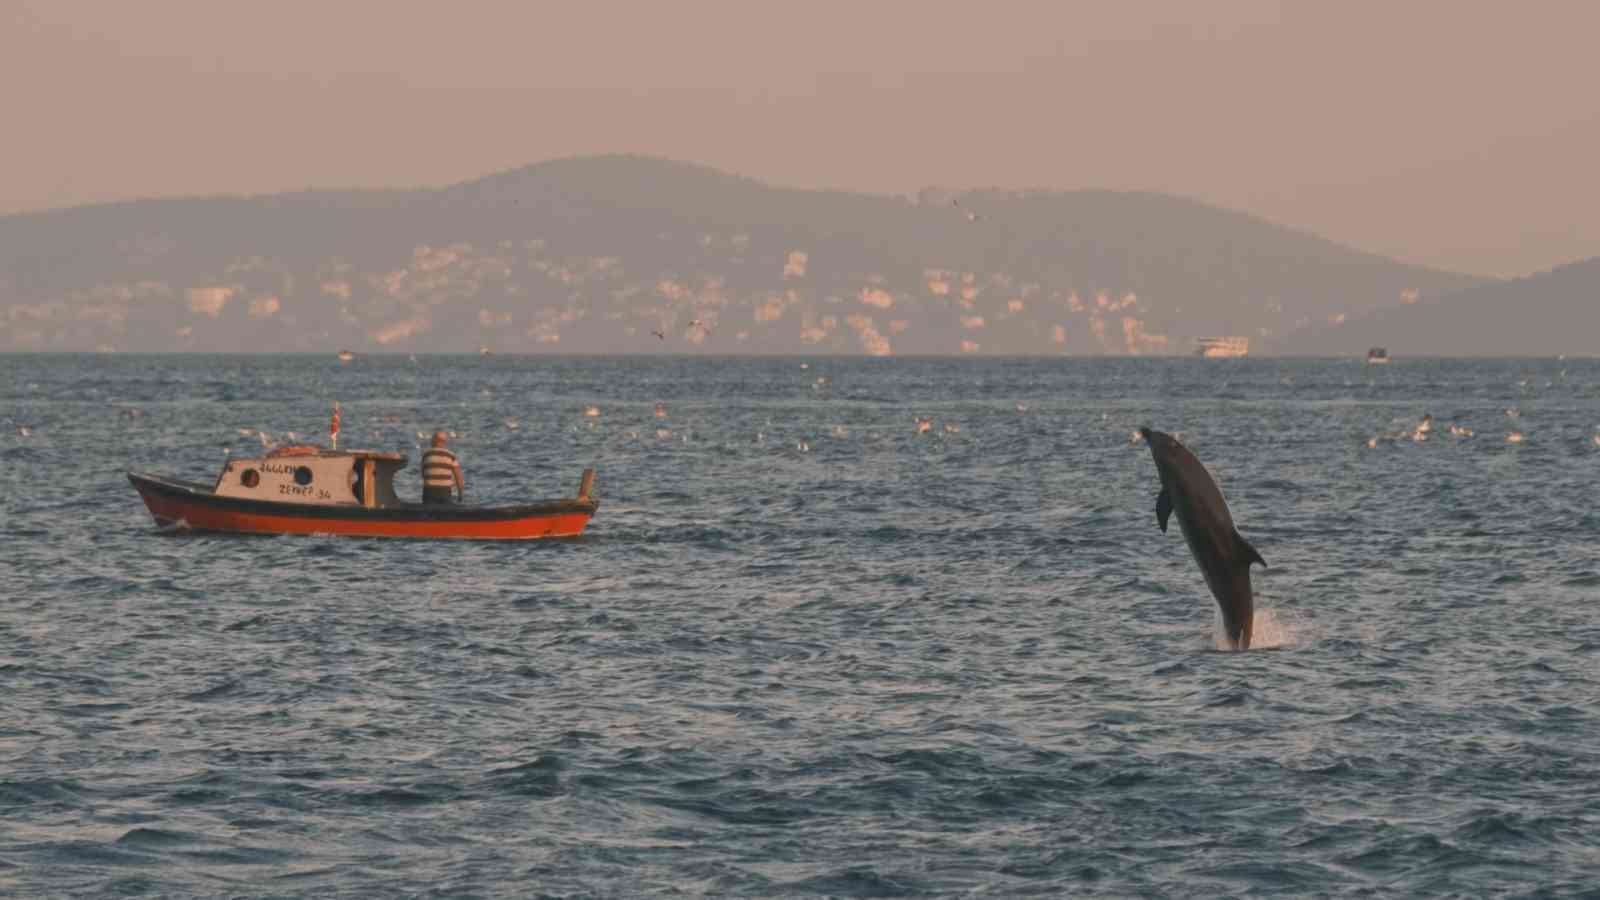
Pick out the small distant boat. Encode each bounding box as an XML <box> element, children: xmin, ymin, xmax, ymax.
<box><xmin>479</xmin><ymin>346</ymin><xmax>493</xmax><ymax>356</ymax></box>
<box><xmin>1366</xmin><ymin>347</ymin><xmax>1390</xmax><ymax>364</ymax></box>
<box><xmin>129</xmin><ymin>448</ymin><xmax>597</xmax><ymax>540</ymax></box>
<box><xmin>1194</xmin><ymin>336</ymin><xmax>1249</xmax><ymax>358</ymax></box>
<box><xmin>337</xmin><ymin>350</ymin><xmax>355</xmax><ymax>362</ymax></box>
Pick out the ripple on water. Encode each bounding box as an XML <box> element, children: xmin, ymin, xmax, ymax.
<box><xmin>4</xmin><ymin>355</ymin><xmax>1600</xmax><ymax>896</ymax></box>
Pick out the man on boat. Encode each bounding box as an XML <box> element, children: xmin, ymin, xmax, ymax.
<box><xmin>421</xmin><ymin>431</ymin><xmax>465</xmax><ymax>503</ymax></box>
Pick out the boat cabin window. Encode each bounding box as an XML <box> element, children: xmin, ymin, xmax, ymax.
<box><xmin>240</xmin><ymin>468</ymin><xmax>260</xmax><ymax>488</ymax></box>
<box><xmin>294</xmin><ymin>465</ymin><xmax>313</xmax><ymax>486</ymax></box>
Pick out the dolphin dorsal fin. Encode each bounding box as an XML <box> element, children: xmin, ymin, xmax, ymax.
<box><xmin>1235</xmin><ymin>530</ymin><xmax>1266</xmax><ymax>569</ymax></box>
<box><xmin>1155</xmin><ymin>488</ymin><xmax>1173</xmax><ymax>533</ymax></box>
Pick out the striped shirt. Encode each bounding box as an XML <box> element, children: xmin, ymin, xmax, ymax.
<box><xmin>421</xmin><ymin>447</ymin><xmax>459</xmax><ymax>489</ymax></box>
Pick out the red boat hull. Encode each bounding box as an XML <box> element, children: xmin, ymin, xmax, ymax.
<box><xmin>129</xmin><ymin>472</ymin><xmax>596</xmax><ymax>540</ymax></box>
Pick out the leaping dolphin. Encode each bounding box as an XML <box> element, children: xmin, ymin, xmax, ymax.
<box><xmin>1140</xmin><ymin>427</ymin><xmax>1266</xmax><ymax>650</ymax></box>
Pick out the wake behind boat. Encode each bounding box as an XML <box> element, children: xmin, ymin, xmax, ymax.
<box><xmin>129</xmin><ymin>446</ymin><xmax>597</xmax><ymax>540</ymax></box>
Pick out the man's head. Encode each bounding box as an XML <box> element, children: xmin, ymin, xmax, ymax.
<box><xmin>432</xmin><ymin>431</ymin><xmax>449</xmax><ymax>447</ymax></box>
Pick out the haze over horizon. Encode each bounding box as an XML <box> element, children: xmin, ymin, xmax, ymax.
<box><xmin>5</xmin><ymin>1</ymin><xmax>1599</xmax><ymax>279</ymax></box>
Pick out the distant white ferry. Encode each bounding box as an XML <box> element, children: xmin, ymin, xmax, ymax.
<box><xmin>1193</xmin><ymin>336</ymin><xmax>1249</xmax><ymax>358</ymax></box>
<box><xmin>337</xmin><ymin>349</ymin><xmax>355</xmax><ymax>362</ymax></box>
<box><xmin>1366</xmin><ymin>347</ymin><xmax>1390</xmax><ymax>364</ymax></box>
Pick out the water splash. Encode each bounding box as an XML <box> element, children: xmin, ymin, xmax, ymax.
<box><xmin>1210</xmin><ymin>606</ymin><xmax>1298</xmax><ymax>651</ymax></box>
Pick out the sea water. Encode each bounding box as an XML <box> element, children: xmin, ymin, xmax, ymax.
<box><xmin>2</xmin><ymin>354</ymin><xmax>1597</xmax><ymax>896</ymax></box>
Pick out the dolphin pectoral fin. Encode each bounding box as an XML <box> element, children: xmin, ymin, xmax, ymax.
<box><xmin>1235</xmin><ymin>530</ymin><xmax>1266</xmax><ymax>569</ymax></box>
<box><xmin>1155</xmin><ymin>488</ymin><xmax>1172</xmax><ymax>532</ymax></box>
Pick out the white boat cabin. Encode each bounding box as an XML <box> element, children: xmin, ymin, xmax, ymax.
<box><xmin>214</xmin><ymin>449</ymin><xmax>408</xmax><ymax>508</ymax></box>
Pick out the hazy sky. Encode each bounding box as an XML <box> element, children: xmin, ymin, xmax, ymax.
<box><xmin>4</xmin><ymin>0</ymin><xmax>1597</xmax><ymax>277</ymax></box>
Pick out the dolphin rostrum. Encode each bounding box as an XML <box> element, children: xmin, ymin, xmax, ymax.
<box><xmin>1140</xmin><ymin>427</ymin><xmax>1266</xmax><ymax>650</ymax></box>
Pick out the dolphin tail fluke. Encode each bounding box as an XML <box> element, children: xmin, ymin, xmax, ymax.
<box><xmin>1155</xmin><ymin>488</ymin><xmax>1173</xmax><ymax>532</ymax></box>
<box><xmin>1235</xmin><ymin>530</ymin><xmax>1266</xmax><ymax>569</ymax></box>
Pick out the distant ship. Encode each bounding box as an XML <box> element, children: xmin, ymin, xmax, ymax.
<box><xmin>1366</xmin><ymin>347</ymin><xmax>1390</xmax><ymax>364</ymax></box>
<box><xmin>1193</xmin><ymin>336</ymin><xmax>1249</xmax><ymax>358</ymax></box>
<box><xmin>337</xmin><ymin>349</ymin><xmax>355</xmax><ymax>362</ymax></box>
<box><xmin>479</xmin><ymin>346</ymin><xmax>493</xmax><ymax>356</ymax></box>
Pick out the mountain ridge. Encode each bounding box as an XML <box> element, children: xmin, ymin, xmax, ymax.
<box><xmin>1</xmin><ymin>155</ymin><xmax>1489</xmax><ymax>354</ymax></box>
<box><xmin>1274</xmin><ymin>255</ymin><xmax>1600</xmax><ymax>357</ymax></box>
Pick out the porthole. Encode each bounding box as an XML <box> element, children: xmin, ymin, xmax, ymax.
<box><xmin>294</xmin><ymin>465</ymin><xmax>314</xmax><ymax>486</ymax></box>
<box><xmin>240</xmin><ymin>468</ymin><xmax>260</xmax><ymax>488</ymax></box>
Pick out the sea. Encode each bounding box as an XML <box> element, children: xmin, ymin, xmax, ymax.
<box><xmin>2</xmin><ymin>353</ymin><xmax>1598</xmax><ymax>898</ymax></box>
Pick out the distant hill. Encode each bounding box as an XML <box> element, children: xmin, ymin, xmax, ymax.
<box><xmin>1274</xmin><ymin>256</ymin><xmax>1600</xmax><ymax>357</ymax></box>
<box><xmin>0</xmin><ymin>154</ymin><xmax>1484</xmax><ymax>354</ymax></box>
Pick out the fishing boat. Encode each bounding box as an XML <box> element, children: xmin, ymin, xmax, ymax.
<box><xmin>1193</xmin><ymin>336</ymin><xmax>1249</xmax><ymax>358</ymax></box>
<box><xmin>128</xmin><ymin>447</ymin><xmax>598</xmax><ymax>540</ymax></box>
<box><xmin>337</xmin><ymin>349</ymin><xmax>356</xmax><ymax>362</ymax></box>
<box><xmin>1366</xmin><ymin>347</ymin><xmax>1390</xmax><ymax>364</ymax></box>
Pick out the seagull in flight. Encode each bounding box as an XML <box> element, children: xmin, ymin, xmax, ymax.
<box><xmin>651</xmin><ymin>329</ymin><xmax>666</xmax><ymax>341</ymax></box>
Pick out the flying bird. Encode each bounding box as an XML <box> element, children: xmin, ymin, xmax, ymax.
<box><xmin>651</xmin><ymin>329</ymin><xmax>666</xmax><ymax>341</ymax></box>
<box><xmin>1411</xmin><ymin>413</ymin><xmax>1433</xmax><ymax>442</ymax></box>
